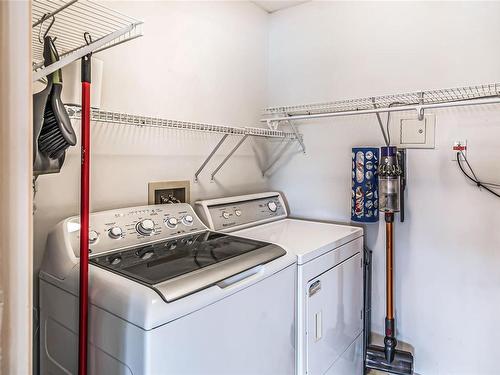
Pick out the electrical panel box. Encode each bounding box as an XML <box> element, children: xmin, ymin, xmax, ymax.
<box><xmin>148</xmin><ymin>180</ymin><xmax>190</xmax><ymax>205</ymax></box>
<box><xmin>401</xmin><ymin>118</ymin><xmax>426</xmax><ymax>144</ymax></box>
<box><xmin>388</xmin><ymin>113</ymin><xmax>436</xmax><ymax>149</ymax></box>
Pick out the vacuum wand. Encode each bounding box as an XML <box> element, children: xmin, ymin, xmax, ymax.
<box><xmin>379</xmin><ymin>146</ymin><xmax>401</xmax><ymax>364</ymax></box>
<box><xmin>384</xmin><ymin>212</ymin><xmax>396</xmax><ymax>363</ymax></box>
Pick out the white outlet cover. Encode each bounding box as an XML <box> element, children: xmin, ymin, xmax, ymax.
<box><xmin>386</xmin><ymin>113</ymin><xmax>435</xmax><ymax>149</ymax></box>
<box><xmin>451</xmin><ymin>140</ymin><xmax>467</xmax><ymax>161</ymax></box>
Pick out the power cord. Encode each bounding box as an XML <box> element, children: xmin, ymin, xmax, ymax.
<box><xmin>374</xmin><ymin>101</ymin><xmax>408</xmax><ymax>146</ymax></box>
<box><xmin>456</xmin><ymin>151</ymin><xmax>500</xmax><ymax>199</ymax></box>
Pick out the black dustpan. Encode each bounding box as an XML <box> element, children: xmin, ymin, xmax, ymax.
<box><xmin>33</xmin><ymin>36</ymin><xmax>76</xmax><ymax>175</ymax></box>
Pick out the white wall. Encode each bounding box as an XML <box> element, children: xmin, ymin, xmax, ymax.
<box><xmin>267</xmin><ymin>2</ymin><xmax>500</xmax><ymax>375</ymax></box>
<box><xmin>33</xmin><ymin>0</ymin><xmax>270</xmax><ymax>306</ymax></box>
<box><xmin>33</xmin><ymin>2</ymin><xmax>500</xmax><ymax>374</ymax></box>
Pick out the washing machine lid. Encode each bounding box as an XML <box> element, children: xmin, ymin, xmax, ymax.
<box><xmin>233</xmin><ymin>218</ymin><xmax>363</xmax><ymax>265</ymax></box>
<box><xmin>90</xmin><ymin>231</ymin><xmax>286</xmax><ymax>302</ymax></box>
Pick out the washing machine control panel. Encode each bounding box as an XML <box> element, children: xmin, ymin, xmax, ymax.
<box><xmin>66</xmin><ymin>203</ymin><xmax>207</xmax><ymax>257</ymax></box>
<box><xmin>196</xmin><ymin>192</ymin><xmax>287</xmax><ymax>232</ymax></box>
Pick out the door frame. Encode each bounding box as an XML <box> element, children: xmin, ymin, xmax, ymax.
<box><xmin>0</xmin><ymin>1</ymin><xmax>33</xmax><ymax>374</ymax></box>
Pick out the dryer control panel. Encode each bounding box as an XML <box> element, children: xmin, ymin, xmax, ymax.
<box><xmin>65</xmin><ymin>203</ymin><xmax>207</xmax><ymax>257</ymax></box>
<box><xmin>195</xmin><ymin>192</ymin><xmax>288</xmax><ymax>232</ymax></box>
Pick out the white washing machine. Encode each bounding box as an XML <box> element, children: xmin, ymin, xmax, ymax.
<box><xmin>196</xmin><ymin>192</ymin><xmax>365</xmax><ymax>375</ymax></box>
<box><xmin>39</xmin><ymin>203</ymin><xmax>296</xmax><ymax>374</ymax></box>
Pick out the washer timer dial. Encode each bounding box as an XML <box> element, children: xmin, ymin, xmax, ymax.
<box><xmin>136</xmin><ymin>219</ymin><xmax>155</xmax><ymax>236</ymax></box>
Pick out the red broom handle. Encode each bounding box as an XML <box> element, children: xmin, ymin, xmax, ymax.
<box><xmin>78</xmin><ymin>54</ymin><xmax>91</xmax><ymax>375</ymax></box>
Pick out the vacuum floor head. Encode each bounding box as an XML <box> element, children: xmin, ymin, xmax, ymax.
<box><xmin>366</xmin><ymin>345</ymin><xmax>414</xmax><ymax>375</ymax></box>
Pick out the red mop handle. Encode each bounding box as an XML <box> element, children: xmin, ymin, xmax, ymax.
<box><xmin>78</xmin><ymin>54</ymin><xmax>91</xmax><ymax>375</ymax></box>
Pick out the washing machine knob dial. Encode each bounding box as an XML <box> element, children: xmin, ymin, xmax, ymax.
<box><xmin>183</xmin><ymin>215</ymin><xmax>194</xmax><ymax>225</ymax></box>
<box><xmin>234</xmin><ymin>210</ymin><xmax>242</xmax><ymax>217</ymax></box>
<box><xmin>108</xmin><ymin>226</ymin><xmax>123</xmax><ymax>239</ymax></box>
<box><xmin>222</xmin><ymin>211</ymin><xmax>230</xmax><ymax>219</ymax></box>
<box><xmin>137</xmin><ymin>219</ymin><xmax>155</xmax><ymax>236</ymax></box>
<box><xmin>267</xmin><ymin>201</ymin><xmax>278</xmax><ymax>212</ymax></box>
<box><xmin>166</xmin><ymin>217</ymin><xmax>178</xmax><ymax>228</ymax></box>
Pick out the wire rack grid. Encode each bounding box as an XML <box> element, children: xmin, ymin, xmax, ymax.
<box><xmin>263</xmin><ymin>83</ymin><xmax>500</xmax><ymax>117</ymax></box>
<box><xmin>32</xmin><ymin>0</ymin><xmax>143</xmax><ymax>80</ymax></box>
<box><xmin>65</xmin><ymin>106</ymin><xmax>300</xmax><ymax>139</ymax></box>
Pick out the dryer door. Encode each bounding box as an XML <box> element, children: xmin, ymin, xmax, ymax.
<box><xmin>306</xmin><ymin>252</ymin><xmax>363</xmax><ymax>375</ymax></box>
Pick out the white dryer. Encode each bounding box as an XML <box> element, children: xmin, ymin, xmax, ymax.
<box><xmin>39</xmin><ymin>203</ymin><xmax>296</xmax><ymax>374</ymax></box>
<box><xmin>196</xmin><ymin>192</ymin><xmax>365</xmax><ymax>375</ymax></box>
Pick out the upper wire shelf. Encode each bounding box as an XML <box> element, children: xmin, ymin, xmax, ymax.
<box><xmin>32</xmin><ymin>0</ymin><xmax>143</xmax><ymax>82</ymax></box>
<box><xmin>66</xmin><ymin>105</ymin><xmax>302</xmax><ymax>180</ymax></box>
<box><xmin>262</xmin><ymin>83</ymin><xmax>500</xmax><ymax>123</ymax></box>
<box><xmin>65</xmin><ymin>105</ymin><xmax>300</xmax><ymax>139</ymax></box>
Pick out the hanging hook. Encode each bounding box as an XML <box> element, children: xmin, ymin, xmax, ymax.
<box><xmin>84</xmin><ymin>32</ymin><xmax>93</xmax><ymax>45</ymax></box>
<box><xmin>83</xmin><ymin>32</ymin><xmax>94</xmax><ymax>59</ymax></box>
<box><xmin>38</xmin><ymin>14</ymin><xmax>56</xmax><ymax>44</ymax></box>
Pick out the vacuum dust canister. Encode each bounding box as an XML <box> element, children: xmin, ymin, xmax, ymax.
<box><xmin>378</xmin><ymin>146</ymin><xmax>401</xmax><ymax>213</ymax></box>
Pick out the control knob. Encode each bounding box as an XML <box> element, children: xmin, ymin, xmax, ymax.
<box><xmin>267</xmin><ymin>201</ymin><xmax>278</xmax><ymax>212</ymax></box>
<box><xmin>182</xmin><ymin>215</ymin><xmax>194</xmax><ymax>226</ymax></box>
<box><xmin>136</xmin><ymin>219</ymin><xmax>155</xmax><ymax>236</ymax></box>
<box><xmin>165</xmin><ymin>217</ymin><xmax>178</xmax><ymax>229</ymax></box>
<box><xmin>235</xmin><ymin>209</ymin><xmax>242</xmax><ymax>217</ymax></box>
<box><xmin>108</xmin><ymin>226</ymin><xmax>123</xmax><ymax>239</ymax></box>
<box><xmin>222</xmin><ymin>211</ymin><xmax>230</xmax><ymax>219</ymax></box>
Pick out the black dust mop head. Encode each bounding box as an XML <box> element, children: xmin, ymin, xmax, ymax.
<box><xmin>366</xmin><ymin>345</ymin><xmax>413</xmax><ymax>375</ymax></box>
<box><xmin>38</xmin><ymin>36</ymin><xmax>76</xmax><ymax>159</ymax></box>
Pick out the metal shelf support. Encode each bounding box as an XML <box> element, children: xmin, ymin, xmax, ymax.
<box><xmin>194</xmin><ymin>134</ymin><xmax>229</xmax><ymax>182</ymax></box>
<box><xmin>210</xmin><ymin>135</ymin><xmax>249</xmax><ymax>181</ymax></box>
<box><xmin>285</xmin><ymin>119</ymin><xmax>306</xmax><ymax>154</ymax></box>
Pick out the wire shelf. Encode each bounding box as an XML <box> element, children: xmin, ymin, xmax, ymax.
<box><xmin>263</xmin><ymin>83</ymin><xmax>500</xmax><ymax>120</ymax></box>
<box><xmin>66</xmin><ymin>105</ymin><xmax>299</xmax><ymax>139</ymax></box>
<box><xmin>32</xmin><ymin>0</ymin><xmax>143</xmax><ymax>81</ymax></box>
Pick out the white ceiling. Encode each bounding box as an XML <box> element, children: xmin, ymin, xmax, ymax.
<box><xmin>252</xmin><ymin>1</ymin><xmax>309</xmax><ymax>13</ymax></box>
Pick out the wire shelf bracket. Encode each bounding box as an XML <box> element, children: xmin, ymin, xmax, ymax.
<box><xmin>285</xmin><ymin>119</ymin><xmax>306</xmax><ymax>154</ymax></box>
<box><xmin>210</xmin><ymin>135</ymin><xmax>249</xmax><ymax>181</ymax></box>
<box><xmin>32</xmin><ymin>0</ymin><xmax>143</xmax><ymax>82</ymax></box>
<box><xmin>194</xmin><ymin>134</ymin><xmax>229</xmax><ymax>182</ymax></box>
<box><xmin>262</xmin><ymin>83</ymin><xmax>500</xmax><ymax>125</ymax></box>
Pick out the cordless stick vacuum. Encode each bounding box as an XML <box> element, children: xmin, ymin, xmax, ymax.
<box><xmin>365</xmin><ymin>146</ymin><xmax>414</xmax><ymax>375</ymax></box>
